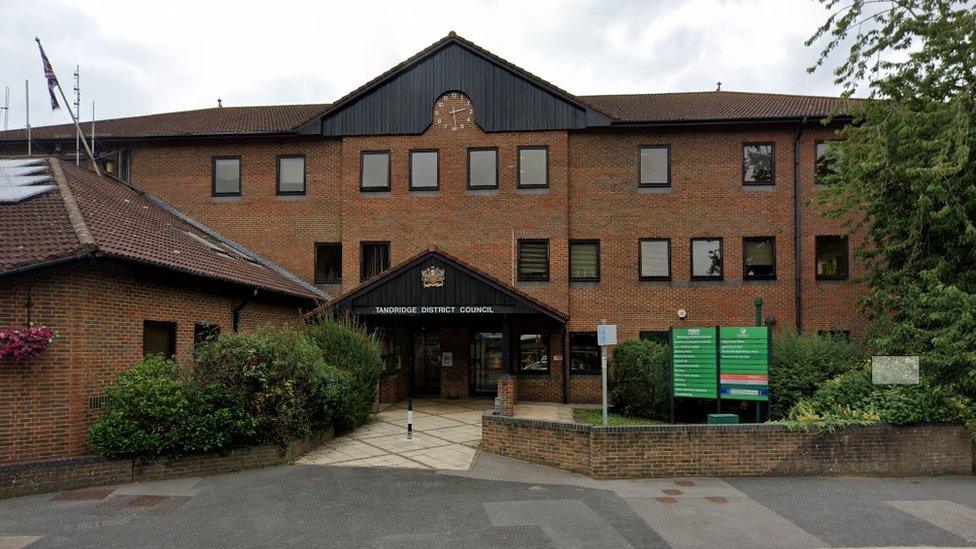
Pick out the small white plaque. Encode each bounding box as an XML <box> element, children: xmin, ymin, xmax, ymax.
<box><xmin>441</xmin><ymin>352</ymin><xmax>453</xmax><ymax>367</ymax></box>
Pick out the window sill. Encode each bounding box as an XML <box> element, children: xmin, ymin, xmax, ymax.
<box><xmin>408</xmin><ymin>189</ymin><xmax>439</xmax><ymax>197</ymax></box>
<box><xmin>466</xmin><ymin>188</ymin><xmax>499</xmax><ymax>196</ymax></box>
<box><xmin>516</xmin><ymin>187</ymin><xmax>550</xmax><ymax>196</ymax></box>
<box><xmin>638</xmin><ymin>186</ymin><xmax>671</xmax><ymax>194</ymax></box>
<box><xmin>517</xmin><ymin>371</ymin><xmax>551</xmax><ymax>377</ymax></box>
<box><xmin>276</xmin><ymin>194</ymin><xmax>306</xmax><ymax>202</ymax></box>
<box><xmin>360</xmin><ymin>190</ymin><xmax>391</xmax><ymax>197</ymax></box>
<box><xmin>570</xmin><ymin>280</ymin><xmax>599</xmax><ymax>289</ymax></box>
<box><xmin>743</xmin><ymin>277</ymin><xmax>776</xmax><ymax>283</ymax></box>
<box><xmin>742</xmin><ymin>184</ymin><xmax>775</xmax><ymax>191</ymax></box>
<box><xmin>212</xmin><ymin>195</ymin><xmax>241</xmax><ymax>203</ymax></box>
<box><xmin>816</xmin><ymin>277</ymin><xmax>850</xmax><ymax>284</ymax></box>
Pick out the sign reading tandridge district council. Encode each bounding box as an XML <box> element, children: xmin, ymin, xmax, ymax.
<box><xmin>671</xmin><ymin>327</ymin><xmax>718</xmax><ymax>398</ymax></box>
<box><xmin>719</xmin><ymin>326</ymin><xmax>770</xmax><ymax>401</ymax></box>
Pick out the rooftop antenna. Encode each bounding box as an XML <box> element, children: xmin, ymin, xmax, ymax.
<box><xmin>1</xmin><ymin>86</ymin><xmax>8</xmax><ymax>130</ymax></box>
<box><xmin>716</xmin><ymin>81</ymin><xmax>722</xmax><ymax>92</ymax></box>
<box><xmin>73</xmin><ymin>65</ymin><xmax>81</xmax><ymax>165</ymax></box>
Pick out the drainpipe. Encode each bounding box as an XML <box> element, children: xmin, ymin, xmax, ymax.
<box><xmin>793</xmin><ymin>117</ymin><xmax>807</xmax><ymax>333</ymax></box>
<box><xmin>562</xmin><ymin>326</ymin><xmax>569</xmax><ymax>404</ymax></box>
<box><xmin>232</xmin><ymin>288</ymin><xmax>258</xmax><ymax>332</ymax></box>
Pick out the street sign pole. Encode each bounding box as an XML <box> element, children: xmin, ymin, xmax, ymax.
<box><xmin>597</xmin><ymin>320</ymin><xmax>617</xmax><ymax>428</ymax></box>
<box><xmin>601</xmin><ymin>343</ymin><xmax>608</xmax><ymax>427</ymax></box>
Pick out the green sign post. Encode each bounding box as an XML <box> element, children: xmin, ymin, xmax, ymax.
<box><xmin>671</xmin><ymin>327</ymin><xmax>718</xmax><ymax>398</ymax></box>
<box><xmin>718</xmin><ymin>327</ymin><xmax>770</xmax><ymax>401</ymax></box>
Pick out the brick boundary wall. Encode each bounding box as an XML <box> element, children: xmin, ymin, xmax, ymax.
<box><xmin>0</xmin><ymin>429</ymin><xmax>332</xmax><ymax>500</ymax></box>
<box><xmin>481</xmin><ymin>414</ymin><xmax>974</xmax><ymax>479</ymax></box>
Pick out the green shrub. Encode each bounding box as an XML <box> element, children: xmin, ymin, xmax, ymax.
<box><xmin>769</xmin><ymin>332</ymin><xmax>866</xmax><ymax>419</ymax></box>
<box><xmin>608</xmin><ymin>339</ymin><xmax>670</xmax><ymax>420</ymax></box>
<box><xmin>305</xmin><ymin>315</ymin><xmax>383</xmax><ymax>431</ymax></box>
<box><xmin>87</xmin><ymin>356</ymin><xmax>256</xmax><ymax>458</ymax></box>
<box><xmin>193</xmin><ymin>326</ymin><xmax>328</xmax><ymax>442</ymax></box>
<box><xmin>784</xmin><ymin>366</ymin><xmax>976</xmax><ymax>435</ymax></box>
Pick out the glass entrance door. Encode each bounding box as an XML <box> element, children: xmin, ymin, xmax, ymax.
<box><xmin>412</xmin><ymin>331</ymin><xmax>441</xmax><ymax>394</ymax></box>
<box><xmin>471</xmin><ymin>332</ymin><xmax>504</xmax><ymax>394</ymax></box>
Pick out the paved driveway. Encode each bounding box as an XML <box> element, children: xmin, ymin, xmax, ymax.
<box><xmin>298</xmin><ymin>398</ymin><xmax>493</xmax><ymax>470</ymax></box>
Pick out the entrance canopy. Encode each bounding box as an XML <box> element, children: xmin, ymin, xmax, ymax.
<box><xmin>327</xmin><ymin>248</ymin><xmax>568</xmax><ymax>323</ymax></box>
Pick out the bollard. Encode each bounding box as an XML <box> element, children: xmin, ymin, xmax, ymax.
<box><xmin>406</xmin><ymin>398</ymin><xmax>413</xmax><ymax>440</ymax></box>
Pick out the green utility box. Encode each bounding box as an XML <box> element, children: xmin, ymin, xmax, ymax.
<box><xmin>707</xmin><ymin>414</ymin><xmax>739</xmax><ymax>425</ymax></box>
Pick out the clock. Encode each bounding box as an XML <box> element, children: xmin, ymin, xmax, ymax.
<box><xmin>433</xmin><ymin>92</ymin><xmax>474</xmax><ymax>132</ymax></box>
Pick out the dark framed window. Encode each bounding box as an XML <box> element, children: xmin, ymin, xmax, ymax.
<box><xmin>742</xmin><ymin>143</ymin><xmax>775</xmax><ymax>185</ymax></box>
<box><xmin>639</xmin><ymin>331</ymin><xmax>669</xmax><ymax>345</ymax></box>
<box><xmin>518</xmin><ymin>333</ymin><xmax>549</xmax><ymax>375</ymax></box>
<box><xmin>467</xmin><ymin>147</ymin><xmax>498</xmax><ymax>189</ymax></box>
<box><xmin>409</xmin><ymin>149</ymin><xmax>439</xmax><ymax>190</ymax></box>
<box><xmin>314</xmin><ymin>243</ymin><xmax>342</xmax><ymax>284</ymax></box>
<box><xmin>569</xmin><ymin>332</ymin><xmax>600</xmax><ymax>374</ymax></box>
<box><xmin>691</xmin><ymin>238</ymin><xmax>723</xmax><ymax>280</ymax></box>
<box><xmin>212</xmin><ymin>156</ymin><xmax>241</xmax><ymax>196</ymax></box>
<box><xmin>143</xmin><ymin>320</ymin><xmax>176</xmax><ymax>358</ymax></box>
<box><xmin>816</xmin><ymin>235</ymin><xmax>849</xmax><ymax>280</ymax></box>
<box><xmin>517</xmin><ymin>239</ymin><xmax>550</xmax><ymax>281</ymax></box>
<box><xmin>818</xmin><ymin>329</ymin><xmax>851</xmax><ymax>341</ymax></box>
<box><xmin>276</xmin><ymin>155</ymin><xmax>306</xmax><ymax>195</ymax></box>
<box><xmin>639</xmin><ymin>238</ymin><xmax>671</xmax><ymax>280</ymax></box>
<box><xmin>743</xmin><ymin>237</ymin><xmax>776</xmax><ymax>280</ymax></box>
<box><xmin>360</xmin><ymin>241</ymin><xmax>391</xmax><ymax>281</ymax></box>
<box><xmin>815</xmin><ymin>141</ymin><xmax>840</xmax><ymax>184</ymax></box>
<box><xmin>193</xmin><ymin>323</ymin><xmax>220</xmax><ymax>345</ymax></box>
<box><xmin>639</xmin><ymin>145</ymin><xmax>670</xmax><ymax>187</ymax></box>
<box><xmin>517</xmin><ymin>146</ymin><xmax>548</xmax><ymax>188</ymax></box>
<box><xmin>360</xmin><ymin>151</ymin><xmax>391</xmax><ymax>191</ymax></box>
<box><xmin>569</xmin><ymin>240</ymin><xmax>600</xmax><ymax>282</ymax></box>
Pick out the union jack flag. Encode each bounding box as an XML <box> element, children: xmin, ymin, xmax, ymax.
<box><xmin>35</xmin><ymin>38</ymin><xmax>60</xmax><ymax>111</ymax></box>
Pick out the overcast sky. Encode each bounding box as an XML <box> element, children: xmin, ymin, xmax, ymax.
<box><xmin>0</xmin><ymin>0</ymin><xmax>850</xmax><ymax>129</ymax></box>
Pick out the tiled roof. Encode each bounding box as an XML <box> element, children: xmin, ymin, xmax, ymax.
<box><xmin>579</xmin><ymin>91</ymin><xmax>859</xmax><ymax>123</ymax></box>
<box><xmin>0</xmin><ymin>157</ymin><xmax>327</xmax><ymax>302</ymax></box>
<box><xmin>0</xmin><ymin>104</ymin><xmax>329</xmax><ymax>141</ymax></box>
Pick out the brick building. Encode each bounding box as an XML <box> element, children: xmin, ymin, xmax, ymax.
<box><xmin>0</xmin><ymin>33</ymin><xmax>864</xmax><ymax>405</ymax></box>
<box><xmin>0</xmin><ymin>158</ymin><xmax>325</xmax><ymax>463</ymax></box>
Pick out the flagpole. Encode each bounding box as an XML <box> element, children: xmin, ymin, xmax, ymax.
<box><xmin>35</xmin><ymin>38</ymin><xmax>100</xmax><ymax>175</ymax></box>
<box><xmin>25</xmin><ymin>80</ymin><xmax>30</xmax><ymax>157</ymax></box>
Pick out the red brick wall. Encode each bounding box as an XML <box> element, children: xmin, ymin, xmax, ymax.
<box><xmin>482</xmin><ymin>415</ymin><xmax>974</xmax><ymax>478</ymax></box>
<box><xmin>0</xmin><ymin>259</ymin><xmax>307</xmax><ymax>464</ymax></box>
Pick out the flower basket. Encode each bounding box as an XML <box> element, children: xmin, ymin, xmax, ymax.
<box><xmin>0</xmin><ymin>324</ymin><xmax>56</xmax><ymax>362</ymax></box>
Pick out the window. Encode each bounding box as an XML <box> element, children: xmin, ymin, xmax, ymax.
<box><xmin>276</xmin><ymin>155</ymin><xmax>305</xmax><ymax>195</ymax></box>
<box><xmin>639</xmin><ymin>145</ymin><xmax>670</xmax><ymax>187</ymax></box>
<box><xmin>517</xmin><ymin>146</ymin><xmax>548</xmax><ymax>188</ymax></box>
<box><xmin>818</xmin><ymin>329</ymin><xmax>851</xmax><ymax>341</ymax></box>
<box><xmin>691</xmin><ymin>238</ymin><xmax>723</xmax><ymax>280</ymax></box>
<box><xmin>639</xmin><ymin>331</ymin><xmax>669</xmax><ymax>345</ymax></box>
<box><xmin>468</xmin><ymin>148</ymin><xmax>498</xmax><ymax>189</ymax></box>
<box><xmin>360</xmin><ymin>151</ymin><xmax>390</xmax><ymax>191</ymax></box>
<box><xmin>815</xmin><ymin>141</ymin><xmax>840</xmax><ymax>184</ymax></box>
<box><xmin>569</xmin><ymin>240</ymin><xmax>600</xmax><ymax>282</ymax></box>
<box><xmin>742</xmin><ymin>143</ymin><xmax>775</xmax><ymax>185</ymax></box>
<box><xmin>360</xmin><ymin>241</ymin><xmax>390</xmax><ymax>281</ymax></box>
<box><xmin>143</xmin><ymin>320</ymin><xmax>176</xmax><ymax>358</ymax></box>
<box><xmin>517</xmin><ymin>239</ymin><xmax>550</xmax><ymax>281</ymax></box>
<box><xmin>314</xmin><ymin>243</ymin><xmax>342</xmax><ymax>284</ymax></box>
<box><xmin>743</xmin><ymin>237</ymin><xmax>776</xmax><ymax>280</ymax></box>
<box><xmin>816</xmin><ymin>235</ymin><xmax>849</xmax><ymax>280</ymax></box>
<box><xmin>194</xmin><ymin>323</ymin><xmax>220</xmax><ymax>345</ymax></box>
<box><xmin>518</xmin><ymin>333</ymin><xmax>549</xmax><ymax>374</ymax></box>
<box><xmin>409</xmin><ymin>149</ymin><xmax>439</xmax><ymax>190</ymax></box>
<box><xmin>212</xmin><ymin>156</ymin><xmax>241</xmax><ymax>196</ymax></box>
<box><xmin>639</xmin><ymin>239</ymin><xmax>671</xmax><ymax>280</ymax></box>
<box><xmin>569</xmin><ymin>332</ymin><xmax>600</xmax><ymax>373</ymax></box>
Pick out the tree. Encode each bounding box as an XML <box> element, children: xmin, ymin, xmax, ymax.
<box><xmin>808</xmin><ymin>0</ymin><xmax>976</xmax><ymax>395</ymax></box>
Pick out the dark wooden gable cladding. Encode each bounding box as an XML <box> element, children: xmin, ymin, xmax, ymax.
<box><xmin>299</xmin><ymin>39</ymin><xmax>611</xmax><ymax>136</ymax></box>
<box><xmin>331</xmin><ymin>251</ymin><xmax>567</xmax><ymax>322</ymax></box>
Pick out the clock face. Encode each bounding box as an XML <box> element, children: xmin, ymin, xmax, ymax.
<box><xmin>433</xmin><ymin>92</ymin><xmax>474</xmax><ymax>132</ymax></box>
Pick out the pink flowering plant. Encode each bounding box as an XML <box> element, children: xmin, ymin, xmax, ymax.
<box><xmin>0</xmin><ymin>324</ymin><xmax>56</xmax><ymax>362</ymax></box>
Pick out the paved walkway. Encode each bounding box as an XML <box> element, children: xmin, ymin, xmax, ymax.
<box><xmin>298</xmin><ymin>398</ymin><xmax>493</xmax><ymax>471</ymax></box>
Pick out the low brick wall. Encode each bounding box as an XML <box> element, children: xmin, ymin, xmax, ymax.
<box><xmin>0</xmin><ymin>429</ymin><xmax>331</xmax><ymax>499</ymax></box>
<box><xmin>481</xmin><ymin>414</ymin><xmax>974</xmax><ymax>479</ymax></box>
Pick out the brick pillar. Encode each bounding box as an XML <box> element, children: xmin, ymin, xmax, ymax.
<box><xmin>497</xmin><ymin>373</ymin><xmax>517</xmax><ymax>416</ymax></box>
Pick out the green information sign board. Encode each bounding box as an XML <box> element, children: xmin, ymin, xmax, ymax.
<box><xmin>671</xmin><ymin>327</ymin><xmax>718</xmax><ymax>398</ymax></box>
<box><xmin>719</xmin><ymin>326</ymin><xmax>769</xmax><ymax>401</ymax></box>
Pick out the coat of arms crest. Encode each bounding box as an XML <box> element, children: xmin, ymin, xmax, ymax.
<box><xmin>421</xmin><ymin>265</ymin><xmax>445</xmax><ymax>288</ymax></box>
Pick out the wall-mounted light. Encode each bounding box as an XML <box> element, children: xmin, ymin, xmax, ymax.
<box><xmin>677</xmin><ymin>309</ymin><xmax>687</xmax><ymax>320</ymax></box>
